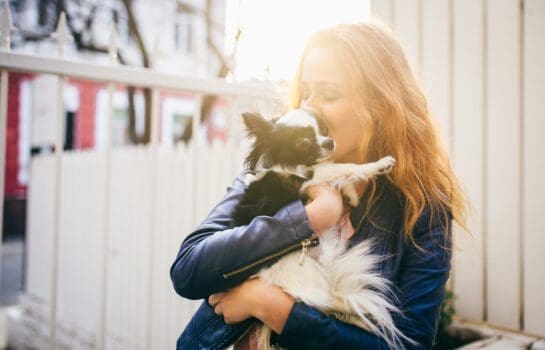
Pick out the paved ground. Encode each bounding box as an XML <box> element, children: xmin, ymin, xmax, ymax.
<box><xmin>453</xmin><ymin>322</ymin><xmax>545</xmax><ymax>350</ymax></box>
<box><xmin>0</xmin><ymin>235</ymin><xmax>24</xmax><ymax>306</ymax></box>
<box><xmin>0</xmin><ymin>235</ymin><xmax>24</xmax><ymax>349</ymax></box>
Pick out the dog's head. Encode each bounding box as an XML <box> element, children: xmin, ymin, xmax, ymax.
<box><xmin>242</xmin><ymin>109</ymin><xmax>335</xmax><ymax>172</ymax></box>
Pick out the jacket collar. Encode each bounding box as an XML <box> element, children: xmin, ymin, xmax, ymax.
<box><xmin>348</xmin><ymin>177</ymin><xmax>405</xmax><ymax>248</ymax></box>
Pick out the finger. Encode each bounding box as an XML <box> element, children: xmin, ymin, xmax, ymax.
<box><xmin>214</xmin><ymin>303</ymin><xmax>223</xmax><ymax>315</ymax></box>
<box><xmin>340</xmin><ymin>213</ymin><xmax>356</xmax><ymax>240</ymax></box>
<box><xmin>208</xmin><ymin>293</ymin><xmax>224</xmax><ymax>306</ymax></box>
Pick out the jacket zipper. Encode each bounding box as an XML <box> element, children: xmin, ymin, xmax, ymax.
<box><xmin>222</xmin><ymin>234</ymin><xmax>319</xmax><ymax>279</ymax></box>
<box><xmin>231</xmin><ymin>323</ymin><xmax>255</xmax><ymax>346</ymax></box>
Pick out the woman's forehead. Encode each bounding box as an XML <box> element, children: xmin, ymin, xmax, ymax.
<box><xmin>300</xmin><ymin>47</ymin><xmax>351</xmax><ymax>88</ymax></box>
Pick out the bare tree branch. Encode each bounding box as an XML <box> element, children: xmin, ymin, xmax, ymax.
<box><xmin>120</xmin><ymin>0</ymin><xmax>150</xmax><ymax>68</ymax></box>
<box><xmin>56</xmin><ymin>0</ymin><xmax>150</xmax><ymax>144</ymax></box>
<box><xmin>119</xmin><ymin>0</ymin><xmax>153</xmax><ymax>144</ymax></box>
<box><xmin>180</xmin><ymin>0</ymin><xmax>241</xmax><ymax>143</ymax></box>
<box><xmin>176</xmin><ymin>0</ymin><xmax>224</xmax><ymax>31</ymax></box>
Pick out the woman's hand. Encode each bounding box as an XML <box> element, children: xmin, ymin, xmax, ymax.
<box><xmin>304</xmin><ymin>184</ymin><xmax>344</xmax><ymax>234</ymax></box>
<box><xmin>338</xmin><ymin>211</ymin><xmax>356</xmax><ymax>240</ymax></box>
<box><xmin>208</xmin><ymin>278</ymin><xmax>261</xmax><ymax>324</ymax></box>
<box><xmin>209</xmin><ymin>278</ymin><xmax>295</xmax><ymax>334</ymax></box>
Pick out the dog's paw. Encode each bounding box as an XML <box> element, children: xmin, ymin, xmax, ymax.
<box><xmin>341</xmin><ymin>185</ymin><xmax>361</xmax><ymax>207</ymax></box>
<box><xmin>302</xmin><ymin>168</ymin><xmax>314</xmax><ymax>179</ymax></box>
<box><xmin>376</xmin><ymin>156</ymin><xmax>396</xmax><ymax>174</ymax></box>
<box><xmin>346</xmin><ymin>194</ymin><xmax>360</xmax><ymax>207</ymax></box>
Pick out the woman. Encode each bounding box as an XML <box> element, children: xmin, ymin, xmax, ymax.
<box><xmin>170</xmin><ymin>20</ymin><xmax>467</xmax><ymax>349</ymax></box>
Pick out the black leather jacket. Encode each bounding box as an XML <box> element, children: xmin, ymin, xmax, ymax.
<box><xmin>170</xmin><ymin>174</ymin><xmax>452</xmax><ymax>349</ymax></box>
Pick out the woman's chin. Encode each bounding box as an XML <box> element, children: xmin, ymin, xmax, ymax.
<box><xmin>332</xmin><ymin>153</ymin><xmax>364</xmax><ymax>164</ymax></box>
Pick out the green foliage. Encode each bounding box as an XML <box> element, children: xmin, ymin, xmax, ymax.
<box><xmin>437</xmin><ymin>289</ymin><xmax>455</xmax><ymax>336</ymax></box>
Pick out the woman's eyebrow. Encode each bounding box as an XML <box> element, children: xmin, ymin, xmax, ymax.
<box><xmin>316</xmin><ymin>81</ymin><xmax>341</xmax><ymax>89</ymax></box>
<box><xmin>300</xmin><ymin>81</ymin><xmax>342</xmax><ymax>89</ymax></box>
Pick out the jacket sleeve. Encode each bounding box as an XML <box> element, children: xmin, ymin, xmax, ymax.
<box><xmin>170</xmin><ymin>173</ymin><xmax>315</xmax><ymax>300</ymax></box>
<box><xmin>274</xmin><ymin>221</ymin><xmax>452</xmax><ymax>350</ymax></box>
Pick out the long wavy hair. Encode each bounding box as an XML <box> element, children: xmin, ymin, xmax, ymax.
<box><xmin>289</xmin><ymin>20</ymin><xmax>468</xmax><ymax>241</ymax></box>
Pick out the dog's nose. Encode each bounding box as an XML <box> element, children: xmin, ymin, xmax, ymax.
<box><xmin>322</xmin><ymin>138</ymin><xmax>335</xmax><ymax>151</ymax></box>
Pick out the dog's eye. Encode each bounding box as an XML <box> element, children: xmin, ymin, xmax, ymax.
<box><xmin>296</xmin><ymin>138</ymin><xmax>311</xmax><ymax>151</ymax></box>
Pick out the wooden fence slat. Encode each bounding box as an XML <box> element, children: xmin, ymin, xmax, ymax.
<box><xmin>370</xmin><ymin>0</ymin><xmax>393</xmax><ymax>26</ymax></box>
<box><xmin>26</xmin><ymin>155</ymin><xmax>56</xmax><ymax>302</ymax></box>
<box><xmin>393</xmin><ymin>0</ymin><xmax>421</xmax><ymax>78</ymax></box>
<box><xmin>486</xmin><ymin>0</ymin><xmax>522</xmax><ymax>330</ymax></box>
<box><xmin>421</xmin><ymin>0</ymin><xmax>452</xmax><ymax>150</ymax></box>
<box><xmin>523</xmin><ymin>0</ymin><xmax>545</xmax><ymax>337</ymax></box>
<box><xmin>451</xmin><ymin>0</ymin><xmax>486</xmax><ymax>323</ymax></box>
<box><xmin>150</xmin><ymin>149</ymin><xmax>194</xmax><ymax>348</ymax></box>
<box><xmin>149</xmin><ymin>149</ymin><xmax>168</xmax><ymax>349</ymax></box>
<box><xmin>106</xmin><ymin>149</ymin><xmax>154</xmax><ymax>348</ymax></box>
<box><xmin>170</xmin><ymin>146</ymin><xmax>201</xmax><ymax>341</ymax></box>
<box><xmin>57</xmin><ymin>153</ymin><xmax>105</xmax><ymax>343</ymax></box>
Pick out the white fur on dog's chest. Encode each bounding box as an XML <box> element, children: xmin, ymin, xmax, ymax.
<box><xmin>244</xmin><ymin>165</ymin><xmax>312</xmax><ymax>187</ymax></box>
<box><xmin>255</xmin><ymin>228</ymin><xmax>407</xmax><ymax>350</ymax></box>
<box><xmin>300</xmin><ymin>157</ymin><xmax>396</xmax><ymax>207</ymax></box>
<box><xmin>258</xmin><ymin>229</ymin><xmax>380</xmax><ymax>308</ymax></box>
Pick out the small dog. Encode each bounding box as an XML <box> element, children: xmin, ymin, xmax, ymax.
<box><xmin>234</xmin><ymin>109</ymin><xmax>408</xmax><ymax>349</ymax></box>
<box><xmin>234</xmin><ymin>109</ymin><xmax>396</xmax><ymax>226</ymax></box>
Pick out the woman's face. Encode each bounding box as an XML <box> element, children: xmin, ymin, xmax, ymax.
<box><xmin>300</xmin><ymin>46</ymin><xmax>367</xmax><ymax>164</ymax></box>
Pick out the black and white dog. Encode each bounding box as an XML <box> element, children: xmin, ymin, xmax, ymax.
<box><xmin>234</xmin><ymin>108</ymin><xmax>396</xmax><ymax>225</ymax></box>
<box><xmin>234</xmin><ymin>109</ymin><xmax>408</xmax><ymax>349</ymax></box>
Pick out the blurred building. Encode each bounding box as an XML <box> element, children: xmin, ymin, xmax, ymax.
<box><xmin>3</xmin><ymin>0</ymin><xmax>228</xmax><ymax>238</ymax></box>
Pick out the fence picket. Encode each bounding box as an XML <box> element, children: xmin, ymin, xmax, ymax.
<box><xmin>57</xmin><ymin>152</ymin><xmax>105</xmax><ymax>348</ymax></box>
<box><xmin>522</xmin><ymin>0</ymin><xmax>545</xmax><ymax>337</ymax></box>
<box><xmin>393</xmin><ymin>0</ymin><xmax>421</xmax><ymax>78</ymax></box>
<box><xmin>451</xmin><ymin>0</ymin><xmax>486</xmax><ymax>323</ymax></box>
<box><xmin>485</xmin><ymin>0</ymin><xmax>522</xmax><ymax>330</ymax></box>
<box><xmin>421</xmin><ymin>0</ymin><xmax>452</xmax><ymax>151</ymax></box>
<box><xmin>370</xmin><ymin>0</ymin><xmax>393</xmax><ymax>26</ymax></box>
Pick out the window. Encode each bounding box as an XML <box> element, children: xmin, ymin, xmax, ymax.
<box><xmin>175</xmin><ymin>14</ymin><xmax>192</xmax><ymax>55</ymax></box>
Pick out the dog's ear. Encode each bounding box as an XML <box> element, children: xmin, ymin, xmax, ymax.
<box><xmin>242</xmin><ymin>112</ymin><xmax>272</xmax><ymax>135</ymax></box>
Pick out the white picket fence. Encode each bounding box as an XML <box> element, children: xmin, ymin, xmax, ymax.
<box><xmin>371</xmin><ymin>0</ymin><xmax>545</xmax><ymax>338</ymax></box>
<box><xmin>0</xmin><ymin>5</ymin><xmax>274</xmax><ymax>349</ymax></box>
<box><xmin>22</xmin><ymin>144</ymin><xmax>247</xmax><ymax>349</ymax></box>
<box><xmin>0</xmin><ymin>53</ymin><xmax>266</xmax><ymax>348</ymax></box>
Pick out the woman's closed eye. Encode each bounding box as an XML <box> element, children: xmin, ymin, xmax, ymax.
<box><xmin>321</xmin><ymin>89</ymin><xmax>341</xmax><ymax>101</ymax></box>
<box><xmin>301</xmin><ymin>87</ymin><xmax>341</xmax><ymax>102</ymax></box>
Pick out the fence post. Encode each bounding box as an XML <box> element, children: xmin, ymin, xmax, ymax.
<box><xmin>48</xmin><ymin>12</ymin><xmax>71</xmax><ymax>350</ymax></box>
<box><xmin>145</xmin><ymin>35</ymin><xmax>162</xmax><ymax>349</ymax></box>
<box><xmin>97</xmin><ymin>25</ymin><xmax>118</xmax><ymax>350</ymax></box>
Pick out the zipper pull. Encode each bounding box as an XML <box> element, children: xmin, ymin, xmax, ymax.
<box><xmin>298</xmin><ymin>240</ymin><xmax>309</xmax><ymax>266</ymax></box>
<box><xmin>298</xmin><ymin>235</ymin><xmax>317</xmax><ymax>266</ymax></box>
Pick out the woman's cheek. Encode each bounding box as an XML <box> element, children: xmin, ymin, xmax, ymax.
<box><xmin>331</xmin><ymin>136</ymin><xmax>348</xmax><ymax>161</ymax></box>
